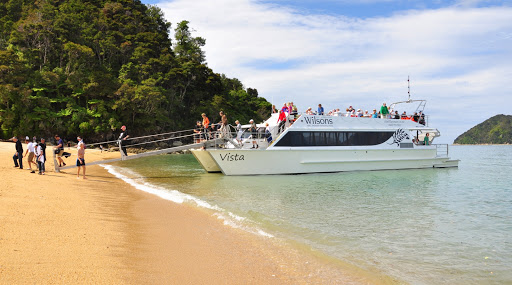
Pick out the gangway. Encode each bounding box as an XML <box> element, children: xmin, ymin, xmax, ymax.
<box><xmin>54</xmin><ymin>128</ymin><xmax>225</xmax><ymax>172</ymax></box>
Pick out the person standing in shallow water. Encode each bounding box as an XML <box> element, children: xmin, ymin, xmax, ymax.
<box><xmin>118</xmin><ymin>125</ymin><xmax>130</xmax><ymax>156</ymax></box>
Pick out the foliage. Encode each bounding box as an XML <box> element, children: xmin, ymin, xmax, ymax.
<box><xmin>0</xmin><ymin>0</ymin><xmax>271</xmax><ymax>142</ymax></box>
<box><xmin>454</xmin><ymin>115</ymin><xmax>512</xmax><ymax>144</ymax></box>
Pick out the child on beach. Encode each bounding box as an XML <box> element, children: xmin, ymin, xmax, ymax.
<box><xmin>35</xmin><ymin>142</ymin><xmax>45</xmax><ymax>175</ymax></box>
<box><xmin>76</xmin><ymin>136</ymin><xmax>86</xmax><ymax>179</ymax></box>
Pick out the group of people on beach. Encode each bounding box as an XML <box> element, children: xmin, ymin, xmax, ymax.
<box><xmin>12</xmin><ymin>136</ymin><xmax>47</xmax><ymax>175</ymax></box>
<box><xmin>9</xmin><ymin>124</ymin><xmax>132</xmax><ymax>179</ymax></box>
<box><xmin>11</xmin><ymin>134</ymin><xmax>87</xmax><ymax>179</ymax></box>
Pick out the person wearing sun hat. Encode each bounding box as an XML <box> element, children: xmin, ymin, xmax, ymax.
<box><xmin>249</xmin><ymin>119</ymin><xmax>259</xmax><ymax>149</ymax></box>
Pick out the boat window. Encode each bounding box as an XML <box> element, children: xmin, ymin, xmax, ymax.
<box><xmin>274</xmin><ymin>131</ymin><xmax>395</xmax><ymax>147</ymax></box>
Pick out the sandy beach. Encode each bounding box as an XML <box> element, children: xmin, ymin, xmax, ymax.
<box><xmin>0</xmin><ymin>141</ymin><xmax>395</xmax><ymax>284</ymax></box>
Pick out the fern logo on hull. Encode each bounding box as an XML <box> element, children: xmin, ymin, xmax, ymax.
<box><xmin>389</xmin><ymin>129</ymin><xmax>410</xmax><ymax>147</ymax></box>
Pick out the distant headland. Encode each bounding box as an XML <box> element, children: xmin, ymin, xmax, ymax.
<box><xmin>454</xmin><ymin>114</ymin><xmax>512</xmax><ymax>144</ymax></box>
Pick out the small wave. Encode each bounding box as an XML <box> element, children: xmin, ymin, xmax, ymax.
<box><xmin>100</xmin><ymin>164</ymin><xmax>274</xmax><ymax>238</ymax></box>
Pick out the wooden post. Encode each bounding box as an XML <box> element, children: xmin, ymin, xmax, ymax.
<box><xmin>53</xmin><ymin>148</ymin><xmax>60</xmax><ymax>173</ymax></box>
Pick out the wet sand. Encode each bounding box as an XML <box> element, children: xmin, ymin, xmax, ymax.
<box><xmin>0</xmin><ymin>141</ymin><xmax>395</xmax><ymax>284</ymax></box>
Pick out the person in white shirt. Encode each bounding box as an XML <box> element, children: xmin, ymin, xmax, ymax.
<box><xmin>35</xmin><ymin>143</ymin><xmax>45</xmax><ymax>175</ymax></box>
<box><xmin>23</xmin><ymin>138</ymin><xmax>36</xmax><ymax>173</ymax></box>
<box><xmin>235</xmin><ymin>120</ymin><xmax>243</xmax><ymax>143</ymax></box>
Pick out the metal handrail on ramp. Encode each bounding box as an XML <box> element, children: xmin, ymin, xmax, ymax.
<box><xmin>54</xmin><ymin>137</ymin><xmax>224</xmax><ymax>172</ymax></box>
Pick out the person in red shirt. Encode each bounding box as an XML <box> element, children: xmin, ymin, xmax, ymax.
<box><xmin>277</xmin><ymin>110</ymin><xmax>287</xmax><ymax>133</ymax></box>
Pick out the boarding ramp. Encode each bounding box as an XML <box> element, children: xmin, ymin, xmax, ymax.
<box><xmin>54</xmin><ymin>128</ymin><xmax>225</xmax><ymax>172</ymax></box>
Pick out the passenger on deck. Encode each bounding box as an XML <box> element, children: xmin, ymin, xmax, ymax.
<box><xmin>363</xmin><ymin>110</ymin><xmax>370</xmax><ymax>117</ymax></box>
<box><xmin>249</xmin><ymin>119</ymin><xmax>258</xmax><ymax>149</ymax></box>
<box><xmin>277</xmin><ymin>110</ymin><xmax>287</xmax><ymax>133</ymax></box>
<box><xmin>305</xmin><ymin>107</ymin><xmax>314</xmax><ymax>115</ymax></box>
<box><xmin>371</xmin><ymin>109</ymin><xmax>378</xmax><ymax>118</ymax></box>
<box><xmin>235</xmin><ymin>120</ymin><xmax>243</xmax><ymax>143</ymax></box>
<box><xmin>201</xmin><ymin>113</ymin><xmax>210</xmax><ymax>140</ymax></box>
<box><xmin>194</xmin><ymin>121</ymin><xmax>203</xmax><ymax>143</ymax></box>
<box><xmin>291</xmin><ymin>102</ymin><xmax>298</xmax><ymax>115</ymax></box>
<box><xmin>424</xmin><ymin>133</ymin><xmax>430</xmax><ymax>145</ymax></box>
<box><xmin>318</xmin><ymin>104</ymin><xmax>324</xmax><ymax>115</ymax></box>
<box><xmin>401</xmin><ymin>111</ymin><xmax>407</xmax><ymax>119</ymax></box>
<box><xmin>281</xmin><ymin>103</ymin><xmax>288</xmax><ymax>114</ymax></box>
<box><xmin>265</xmin><ymin>123</ymin><xmax>272</xmax><ymax>143</ymax></box>
<box><xmin>218</xmin><ymin>111</ymin><xmax>229</xmax><ymax>138</ymax></box>
<box><xmin>272</xmin><ymin>105</ymin><xmax>277</xmax><ymax>113</ymax></box>
<box><xmin>413</xmin><ymin>112</ymin><xmax>419</xmax><ymax>122</ymax></box>
<box><xmin>393</xmin><ymin>111</ymin><xmax>400</xmax><ymax>119</ymax></box>
<box><xmin>380</xmin><ymin>103</ymin><xmax>389</xmax><ymax>119</ymax></box>
<box><xmin>419</xmin><ymin>113</ymin><xmax>426</xmax><ymax>125</ymax></box>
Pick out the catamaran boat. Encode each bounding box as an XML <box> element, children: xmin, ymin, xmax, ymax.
<box><xmin>191</xmin><ymin>99</ymin><xmax>459</xmax><ymax>176</ymax></box>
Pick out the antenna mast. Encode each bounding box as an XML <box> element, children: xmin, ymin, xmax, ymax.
<box><xmin>408</xmin><ymin>76</ymin><xmax>411</xmax><ymax>102</ymax></box>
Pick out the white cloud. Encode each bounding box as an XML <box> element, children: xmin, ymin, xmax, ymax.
<box><xmin>158</xmin><ymin>0</ymin><xmax>512</xmax><ymax>143</ymax></box>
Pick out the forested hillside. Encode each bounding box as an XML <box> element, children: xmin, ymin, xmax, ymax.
<box><xmin>0</xmin><ymin>0</ymin><xmax>270</xmax><ymax>141</ymax></box>
<box><xmin>454</xmin><ymin>114</ymin><xmax>512</xmax><ymax>144</ymax></box>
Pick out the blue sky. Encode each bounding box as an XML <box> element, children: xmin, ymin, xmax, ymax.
<box><xmin>141</xmin><ymin>0</ymin><xmax>512</xmax><ymax>143</ymax></box>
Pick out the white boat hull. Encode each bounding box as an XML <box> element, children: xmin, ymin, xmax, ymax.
<box><xmin>191</xmin><ymin>149</ymin><xmax>221</xmax><ymax>172</ymax></box>
<box><xmin>200</xmin><ymin>148</ymin><xmax>458</xmax><ymax>176</ymax></box>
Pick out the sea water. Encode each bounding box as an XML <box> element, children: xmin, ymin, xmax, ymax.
<box><xmin>105</xmin><ymin>145</ymin><xmax>512</xmax><ymax>284</ymax></box>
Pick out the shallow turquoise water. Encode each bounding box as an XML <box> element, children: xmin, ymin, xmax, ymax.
<box><xmin>110</xmin><ymin>145</ymin><xmax>512</xmax><ymax>284</ymax></box>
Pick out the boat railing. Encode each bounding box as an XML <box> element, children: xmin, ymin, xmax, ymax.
<box><xmin>435</xmin><ymin>144</ymin><xmax>449</xmax><ymax>158</ymax></box>
<box><xmin>281</xmin><ymin>111</ymin><xmax>430</xmax><ymax>126</ymax></box>
<box><xmin>201</xmin><ymin>125</ymin><xmax>273</xmax><ymax>149</ymax></box>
